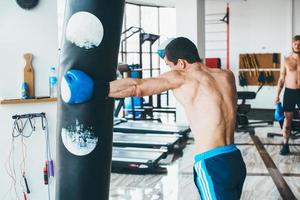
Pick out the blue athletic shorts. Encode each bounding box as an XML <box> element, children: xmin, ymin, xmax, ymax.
<box><xmin>193</xmin><ymin>144</ymin><xmax>246</xmax><ymax>200</ymax></box>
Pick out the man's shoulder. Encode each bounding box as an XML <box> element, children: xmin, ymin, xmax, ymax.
<box><xmin>159</xmin><ymin>70</ymin><xmax>185</xmax><ymax>85</ymax></box>
<box><xmin>161</xmin><ymin>70</ymin><xmax>184</xmax><ymax>78</ymax></box>
<box><xmin>284</xmin><ymin>56</ymin><xmax>298</xmax><ymax>66</ymax></box>
<box><xmin>285</xmin><ymin>55</ymin><xmax>295</xmax><ymax>62</ymax></box>
<box><xmin>213</xmin><ymin>68</ymin><xmax>234</xmax><ymax>79</ymax></box>
<box><xmin>285</xmin><ymin>56</ymin><xmax>291</xmax><ymax>61</ymax></box>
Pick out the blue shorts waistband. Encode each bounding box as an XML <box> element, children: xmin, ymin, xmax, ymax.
<box><xmin>194</xmin><ymin>144</ymin><xmax>238</xmax><ymax>162</ymax></box>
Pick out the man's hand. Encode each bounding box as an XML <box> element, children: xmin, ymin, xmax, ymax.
<box><xmin>274</xmin><ymin>96</ymin><xmax>280</xmax><ymax>105</ymax></box>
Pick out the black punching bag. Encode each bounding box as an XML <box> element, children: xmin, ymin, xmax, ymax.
<box><xmin>56</xmin><ymin>1</ymin><xmax>125</xmax><ymax>199</ymax></box>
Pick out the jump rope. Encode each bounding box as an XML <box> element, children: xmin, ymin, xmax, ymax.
<box><xmin>4</xmin><ymin>113</ymin><xmax>53</xmax><ymax>200</ymax></box>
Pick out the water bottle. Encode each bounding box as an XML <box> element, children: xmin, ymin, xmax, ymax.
<box><xmin>21</xmin><ymin>82</ymin><xmax>28</xmax><ymax>99</ymax></box>
<box><xmin>49</xmin><ymin>67</ymin><xmax>58</xmax><ymax>98</ymax></box>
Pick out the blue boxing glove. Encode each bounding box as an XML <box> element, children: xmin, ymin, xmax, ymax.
<box><xmin>274</xmin><ymin>102</ymin><xmax>285</xmax><ymax>121</ymax></box>
<box><xmin>157</xmin><ymin>38</ymin><xmax>173</xmax><ymax>59</ymax></box>
<box><xmin>61</xmin><ymin>69</ymin><xmax>94</xmax><ymax>104</ymax></box>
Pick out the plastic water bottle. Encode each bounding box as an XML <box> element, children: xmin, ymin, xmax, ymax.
<box><xmin>21</xmin><ymin>82</ymin><xmax>28</xmax><ymax>99</ymax></box>
<box><xmin>49</xmin><ymin>67</ymin><xmax>58</xmax><ymax>98</ymax></box>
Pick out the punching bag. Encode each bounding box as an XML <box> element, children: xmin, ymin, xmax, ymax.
<box><xmin>56</xmin><ymin>1</ymin><xmax>125</xmax><ymax>200</ymax></box>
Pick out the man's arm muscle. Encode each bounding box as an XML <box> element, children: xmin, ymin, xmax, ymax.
<box><xmin>109</xmin><ymin>71</ymin><xmax>184</xmax><ymax>98</ymax></box>
<box><xmin>275</xmin><ymin>58</ymin><xmax>286</xmax><ymax>99</ymax></box>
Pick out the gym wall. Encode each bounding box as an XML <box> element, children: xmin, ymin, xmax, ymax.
<box><xmin>0</xmin><ymin>1</ymin><xmax>58</xmax><ymax>199</ymax></box>
<box><xmin>293</xmin><ymin>0</ymin><xmax>300</xmax><ymax>35</ymax></box>
<box><xmin>206</xmin><ymin>0</ymin><xmax>293</xmax><ymax>109</ymax></box>
<box><xmin>175</xmin><ymin>0</ymin><xmax>205</xmax><ymax>125</ymax></box>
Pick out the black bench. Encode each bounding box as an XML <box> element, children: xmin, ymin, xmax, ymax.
<box><xmin>236</xmin><ymin>86</ymin><xmax>273</xmax><ymax>130</ymax></box>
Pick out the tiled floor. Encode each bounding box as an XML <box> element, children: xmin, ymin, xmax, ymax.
<box><xmin>109</xmin><ymin>124</ymin><xmax>300</xmax><ymax>200</ymax></box>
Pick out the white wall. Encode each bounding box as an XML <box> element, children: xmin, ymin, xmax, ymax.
<box><xmin>173</xmin><ymin>0</ymin><xmax>294</xmax><ymax>124</ymax></box>
<box><xmin>230</xmin><ymin>0</ymin><xmax>292</xmax><ymax>109</ymax></box>
<box><xmin>175</xmin><ymin>0</ymin><xmax>205</xmax><ymax>58</ymax></box>
<box><xmin>0</xmin><ymin>1</ymin><xmax>58</xmax><ymax>199</ymax></box>
<box><xmin>293</xmin><ymin>0</ymin><xmax>300</xmax><ymax>35</ymax></box>
<box><xmin>205</xmin><ymin>0</ymin><xmax>293</xmax><ymax>109</ymax></box>
<box><xmin>175</xmin><ymin>0</ymin><xmax>205</xmax><ymax>124</ymax></box>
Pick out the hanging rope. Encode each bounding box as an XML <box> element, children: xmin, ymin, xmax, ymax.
<box><xmin>4</xmin><ymin>113</ymin><xmax>53</xmax><ymax>200</ymax></box>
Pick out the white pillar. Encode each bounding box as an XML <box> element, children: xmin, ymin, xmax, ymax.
<box><xmin>293</xmin><ymin>0</ymin><xmax>300</xmax><ymax>35</ymax></box>
<box><xmin>175</xmin><ymin>0</ymin><xmax>205</xmax><ymax>125</ymax></box>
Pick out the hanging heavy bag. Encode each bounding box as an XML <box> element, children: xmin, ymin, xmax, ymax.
<box><xmin>56</xmin><ymin>1</ymin><xmax>125</xmax><ymax>200</ymax></box>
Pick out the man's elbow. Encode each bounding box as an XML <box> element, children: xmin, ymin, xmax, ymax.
<box><xmin>277</xmin><ymin>77</ymin><xmax>285</xmax><ymax>87</ymax></box>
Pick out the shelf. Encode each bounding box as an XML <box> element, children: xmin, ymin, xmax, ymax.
<box><xmin>0</xmin><ymin>98</ymin><xmax>57</xmax><ymax>105</ymax></box>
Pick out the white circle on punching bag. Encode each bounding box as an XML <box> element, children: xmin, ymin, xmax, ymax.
<box><xmin>66</xmin><ymin>11</ymin><xmax>104</xmax><ymax>49</ymax></box>
<box><xmin>61</xmin><ymin>77</ymin><xmax>71</xmax><ymax>103</ymax></box>
<box><xmin>61</xmin><ymin>120</ymin><xmax>98</xmax><ymax>156</ymax></box>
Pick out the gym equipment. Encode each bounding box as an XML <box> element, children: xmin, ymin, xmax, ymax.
<box><xmin>114</xmin><ymin>95</ymin><xmax>176</xmax><ymax>122</ymax></box>
<box><xmin>16</xmin><ymin>0</ymin><xmax>39</xmax><ymax>10</ymax></box>
<box><xmin>157</xmin><ymin>38</ymin><xmax>173</xmax><ymax>59</ymax></box>
<box><xmin>239</xmin><ymin>72</ymin><xmax>247</xmax><ymax>87</ymax></box>
<box><xmin>23</xmin><ymin>53</ymin><xmax>35</xmax><ymax>97</ymax></box>
<box><xmin>257</xmin><ymin>71</ymin><xmax>266</xmax><ymax>85</ymax></box>
<box><xmin>56</xmin><ymin>1</ymin><xmax>125</xmax><ymax>200</ymax></box>
<box><xmin>113</xmin><ymin>117</ymin><xmax>127</xmax><ymax>126</ymax></box>
<box><xmin>113</xmin><ymin>132</ymin><xmax>181</xmax><ymax>152</ymax></box>
<box><xmin>265</xmin><ymin>71</ymin><xmax>275</xmax><ymax>84</ymax></box>
<box><xmin>273</xmin><ymin>53</ymin><xmax>280</xmax><ymax>68</ymax></box>
<box><xmin>205</xmin><ymin>58</ymin><xmax>221</xmax><ymax>68</ymax></box>
<box><xmin>112</xmin><ymin>147</ymin><xmax>168</xmax><ymax>174</ymax></box>
<box><xmin>274</xmin><ymin>102</ymin><xmax>284</xmax><ymax>121</ymax></box>
<box><xmin>250</xmin><ymin>54</ymin><xmax>260</xmax><ymax>77</ymax></box>
<box><xmin>120</xmin><ymin>29</ymin><xmax>163</xmax><ymax>120</ymax></box>
<box><xmin>9</xmin><ymin>113</ymin><xmax>53</xmax><ymax>200</ymax></box>
<box><xmin>225</xmin><ymin>4</ymin><xmax>230</xmax><ymax>69</ymax></box>
<box><xmin>236</xmin><ymin>85</ymin><xmax>273</xmax><ymax>130</ymax></box>
<box><xmin>120</xmin><ymin>26</ymin><xmax>144</xmax><ymax>63</ymax></box>
<box><xmin>139</xmin><ymin>32</ymin><xmax>160</xmax><ymax>116</ymax></box>
<box><xmin>268</xmin><ymin>110</ymin><xmax>300</xmax><ymax>139</ymax></box>
<box><xmin>61</xmin><ymin>69</ymin><xmax>94</xmax><ymax>104</ymax></box>
<box><xmin>114</xmin><ymin>120</ymin><xmax>190</xmax><ymax>138</ymax></box>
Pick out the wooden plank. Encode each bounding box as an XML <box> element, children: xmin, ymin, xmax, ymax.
<box><xmin>23</xmin><ymin>53</ymin><xmax>35</xmax><ymax>97</ymax></box>
<box><xmin>246</xmin><ymin>172</ymin><xmax>300</xmax><ymax>177</ymax></box>
<box><xmin>250</xmin><ymin>134</ymin><xmax>297</xmax><ymax>200</ymax></box>
<box><xmin>239</xmin><ymin>53</ymin><xmax>281</xmax><ymax>86</ymax></box>
<box><xmin>0</xmin><ymin>98</ymin><xmax>57</xmax><ymax>105</ymax></box>
<box><xmin>236</xmin><ymin>142</ymin><xmax>300</xmax><ymax>146</ymax></box>
<box><xmin>239</xmin><ymin>53</ymin><xmax>281</xmax><ymax>69</ymax></box>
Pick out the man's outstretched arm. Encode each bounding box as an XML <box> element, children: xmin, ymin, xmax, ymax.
<box><xmin>108</xmin><ymin>71</ymin><xmax>184</xmax><ymax>98</ymax></box>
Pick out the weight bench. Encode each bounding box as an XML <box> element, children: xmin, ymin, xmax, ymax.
<box><xmin>111</xmin><ymin>147</ymin><xmax>168</xmax><ymax>174</ymax></box>
<box><xmin>114</xmin><ymin>120</ymin><xmax>190</xmax><ymax>139</ymax></box>
<box><xmin>237</xmin><ymin>86</ymin><xmax>273</xmax><ymax>130</ymax></box>
<box><xmin>113</xmin><ymin>132</ymin><xmax>182</xmax><ymax>152</ymax></box>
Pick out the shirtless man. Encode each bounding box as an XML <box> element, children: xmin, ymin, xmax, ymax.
<box><xmin>275</xmin><ymin>35</ymin><xmax>300</xmax><ymax>155</ymax></box>
<box><xmin>109</xmin><ymin>37</ymin><xmax>246</xmax><ymax>199</ymax></box>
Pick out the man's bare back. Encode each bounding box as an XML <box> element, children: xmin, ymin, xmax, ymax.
<box><xmin>171</xmin><ymin>63</ymin><xmax>237</xmax><ymax>153</ymax></box>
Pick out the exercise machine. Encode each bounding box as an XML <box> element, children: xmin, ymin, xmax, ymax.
<box><xmin>236</xmin><ymin>85</ymin><xmax>273</xmax><ymax>131</ymax></box>
<box><xmin>111</xmin><ymin>147</ymin><xmax>168</xmax><ymax>174</ymax></box>
<box><xmin>113</xmin><ymin>132</ymin><xmax>182</xmax><ymax>152</ymax></box>
<box><xmin>114</xmin><ymin>120</ymin><xmax>190</xmax><ymax>138</ymax></box>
